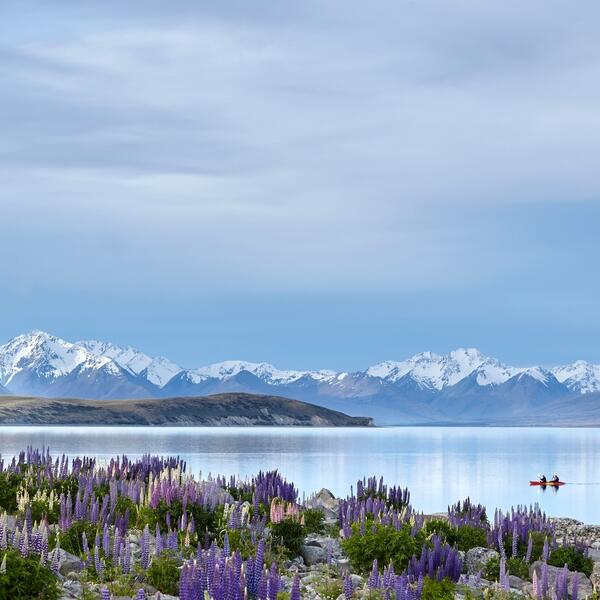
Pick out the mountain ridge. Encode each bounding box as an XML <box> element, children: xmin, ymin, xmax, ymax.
<box><xmin>1</xmin><ymin>330</ymin><xmax>599</xmax><ymax>424</ymax></box>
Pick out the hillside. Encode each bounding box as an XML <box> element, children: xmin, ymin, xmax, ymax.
<box><xmin>0</xmin><ymin>393</ymin><xmax>374</xmax><ymax>427</ymax></box>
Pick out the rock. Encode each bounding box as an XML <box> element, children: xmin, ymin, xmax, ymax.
<box><xmin>465</xmin><ymin>547</ymin><xmax>499</xmax><ymax>576</ymax></box>
<box><xmin>590</xmin><ymin>561</ymin><xmax>600</xmax><ymax>592</ymax></box>
<box><xmin>49</xmin><ymin>549</ymin><xmax>83</xmax><ymax>576</ymax></box>
<box><xmin>530</xmin><ymin>562</ymin><xmax>593</xmax><ymax>598</ymax></box>
<box><xmin>149</xmin><ymin>595</ymin><xmax>178</xmax><ymax>600</ymax></box>
<box><xmin>306</xmin><ymin>488</ymin><xmax>340</xmax><ymax>522</ymax></box>
<box><xmin>59</xmin><ymin>579</ymin><xmax>83</xmax><ymax>600</ymax></box>
<box><xmin>300</xmin><ymin>545</ymin><xmax>327</xmax><ymax>566</ymax></box>
<box><xmin>350</xmin><ymin>574</ymin><xmax>364</xmax><ymax>588</ymax></box>
<box><xmin>509</xmin><ymin>575</ymin><xmax>527</xmax><ymax>591</ymax></box>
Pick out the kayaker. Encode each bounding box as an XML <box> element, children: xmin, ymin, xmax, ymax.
<box><xmin>539</xmin><ymin>474</ymin><xmax>547</xmax><ymax>484</ymax></box>
<box><xmin>551</xmin><ymin>473</ymin><xmax>560</xmax><ymax>483</ymax></box>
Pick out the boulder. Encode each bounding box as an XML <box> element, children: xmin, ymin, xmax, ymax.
<box><xmin>465</xmin><ymin>547</ymin><xmax>499</xmax><ymax>576</ymax></box>
<box><xmin>301</xmin><ymin>544</ymin><xmax>328</xmax><ymax>565</ymax></box>
<box><xmin>49</xmin><ymin>549</ymin><xmax>83</xmax><ymax>576</ymax></box>
<box><xmin>590</xmin><ymin>561</ymin><xmax>600</xmax><ymax>592</ymax></box>
<box><xmin>529</xmin><ymin>561</ymin><xmax>593</xmax><ymax>598</ymax></box>
<box><xmin>509</xmin><ymin>575</ymin><xmax>527</xmax><ymax>591</ymax></box>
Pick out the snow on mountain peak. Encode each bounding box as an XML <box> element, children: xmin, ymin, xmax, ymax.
<box><xmin>0</xmin><ymin>330</ymin><xmax>89</xmax><ymax>384</ymax></box>
<box><xmin>366</xmin><ymin>348</ymin><xmax>493</xmax><ymax>390</ymax></box>
<box><xmin>1</xmin><ymin>331</ymin><xmax>600</xmax><ymax>397</ymax></box>
<box><xmin>552</xmin><ymin>360</ymin><xmax>600</xmax><ymax>393</ymax></box>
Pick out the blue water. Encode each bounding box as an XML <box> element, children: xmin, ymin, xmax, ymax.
<box><xmin>1</xmin><ymin>426</ymin><xmax>600</xmax><ymax>523</ymax></box>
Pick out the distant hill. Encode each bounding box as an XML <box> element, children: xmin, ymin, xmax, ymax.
<box><xmin>2</xmin><ymin>331</ymin><xmax>600</xmax><ymax>425</ymax></box>
<box><xmin>0</xmin><ymin>393</ymin><xmax>374</xmax><ymax>427</ymax></box>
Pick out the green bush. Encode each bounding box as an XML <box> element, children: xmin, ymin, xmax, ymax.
<box><xmin>269</xmin><ymin>518</ymin><xmax>306</xmax><ymax>558</ymax></box>
<box><xmin>303</xmin><ymin>509</ymin><xmax>325</xmax><ymax>534</ymax></box>
<box><xmin>421</xmin><ymin>577</ymin><xmax>456</xmax><ymax>600</ymax></box>
<box><xmin>51</xmin><ymin>520</ymin><xmax>99</xmax><ymax>556</ymax></box>
<box><xmin>548</xmin><ymin>546</ymin><xmax>593</xmax><ymax>577</ymax></box>
<box><xmin>422</xmin><ymin>519</ymin><xmax>454</xmax><ymax>539</ymax></box>
<box><xmin>447</xmin><ymin>525</ymin><xmax>489</xmax><ymax>552</ymax></box>
<box><xmin>0</xmin><ymin>473</ymin><xmax>21</xmax><ymax>512</ymax></box>
<box><xmin>341</xmin><ymin>522</ymin><xmax>424</xmax><ymax>574</ymax></box>
<box><xmin>0</xmin><ymin>549</ymin><xmax>61</xmax><ymax>600</ymax></box>
<box><xmin>224</xmin><ymin>529</ymin><xmax>257</xmax><ymax>559</ymax></box>
<box><xmin>136</xmin><ymin>500</ymin><xmax>220</xmax><ymax>539</ymax></box>
<box><xmin>484</xmin><ymin>556</ymin><xmax>530</xmax><ymax>581</ymax></box>
<box><xmin>146</xmin><ymin>551</ymin><xmax>181</xmax><ymax>595</ymax></box>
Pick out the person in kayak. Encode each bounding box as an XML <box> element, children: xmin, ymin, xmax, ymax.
<box><xmin>551</xmin><ymin>473</ymin><xmax>560</xmax><ymax>483</ymax></box>
<box><xmin>539</xmin><ymin>474</ymin><xmax>547</xmax><ymax>484</ymax></box>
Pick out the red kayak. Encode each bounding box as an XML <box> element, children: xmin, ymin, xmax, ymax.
<box><xmin>529</xmin><ymin>481</ymin><xmax>565</xmax><ymax>486</ymax></box>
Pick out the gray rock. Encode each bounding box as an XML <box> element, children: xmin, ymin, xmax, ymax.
<box><xmin>530</xmin><ymin>561</ymin><xmax>593</xmax><ymax>598</ymax></box>
<box><xmin>49</xmin><ymin>549</ymin><xmax>83</xmax><ymax>576</ymax></box>
<box><xmin>301</xmin><ymin>543</ymin><xmax>329</xmax><ymax>565</ymax></box>
<box><xmin>465</xmin><ymin>547</ymin><xmax>499</xmax><ymax>576</ymax></box>
<box><xmin>590</xmin><ymin>561</ymin><xmax>600</xmax><ymax>592</ymax></box>
<box><xmin>509</xmin><ymin>575</ymin><xmax>527</xmax><ymax>591</ymax></box>
<box><xmin>350</xmin><ymin>574</ymin><xmax>364</xmax><ymax>588</ymax></box>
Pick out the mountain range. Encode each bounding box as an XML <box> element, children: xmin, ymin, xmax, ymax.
<box><xmin>1</xmin><ymin>330</ymin><xmax>599</xmax><ymax>424</ymax></box>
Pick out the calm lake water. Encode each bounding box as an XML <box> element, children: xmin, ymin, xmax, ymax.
<box><xmin>1</xmin><ymin>426</ymin><xmax>600</xmax><ymax>523</ymax></box>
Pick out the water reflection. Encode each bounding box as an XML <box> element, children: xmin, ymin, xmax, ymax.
<box><xmin>1</xmin><ymin>426</ymin><xmax>599</xmax><ymax>523</ymax></box>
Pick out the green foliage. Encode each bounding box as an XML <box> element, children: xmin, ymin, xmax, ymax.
<box><xmin>136</xmin><ymin>500</ymin><xmax>220</xmax><ymax>539</ymax></box>
<box><xmin>421</xmin><ymin>577</ymin><xmax>456</xmax><ymax>600</ymax></box>
<box><xmin>0</xmin><ymin>472</ymin><xmax>21</xmax><ymax>512</ymax></box>
<box><xmin>324</xmin><ymin>523</ymin><xmax>340</xmax><ymax>538</ymax></box>
<box><xmin>106</xmin><ymin>574</ymin><xmax>137</xmax><ymax>597</ymax></box>
<box><xmin>0</xmin><ymin>549</ymin><xmax>61</xmax><ymax>600</ymax></box>
<box><xmin>269</xmin><ymin>518</ymin><xmax>306</xmax><ymax>558</ymax></box>
<box><xmin>224</xmin><ymin>529</ymin><xmax>257</xmax><ymax>559</ymax></box>
<box><xmin>303</xmin><ymin>509</ymin><xmax>325</xmax><ymax>534</ymax></box>
<box><xmin>484</xmin><ymin>556</ymin><xmax>530</xmax><ymax>581</ymax></box>
<box><xmin>483</xmin><ymin>588</ymin><xmax>523</xmax><ymax>600</ymax></box>
<box><xmin>447</xmin><ymin>525</ymin><xmax>489</xmax><ymax>552</ymax></box>
<box><xmin>313</xmin><ymin>573</ymin><xmax>343</xmax><ymax>600</ymax></box>
<box><xmin>51</xmin><ymin>520</ymin><xmax>98</xmax><ymax>556</ymax></box>
<box><xmin>29</xmin><ymin>498</ymin><xmax>59</xmax><ymax>524</ymax></box>
<box><xmin>146</xmin><ymin>551</ymin><xmax>181</xmax><ymax>595</ymax></box>
<box><xmin>548</xmin><ymin>546</ymin><xmax>594</xmax><ymax>577</ymax></box>
<box><xmin>422</xmin><ymin>519</ymin><xmax>454</xmax><ymax>539</ymax></box>
<box><xmin>422</xmin><ymin>520</ymin><xmax>487</xmax><ymax>551</ymax></box>
<box><xmin>341</xmin><ymin>522</ymin><xmax>424</xmax><ymax>574</ymax></box>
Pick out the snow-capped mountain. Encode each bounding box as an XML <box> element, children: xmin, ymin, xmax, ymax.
<box><xmin>552</xmin><ymin>361</ymin><xmax>600</xmax><ymax>394</ymax></box>
<box><xmin>78</xmin><ymin>339</ymin><xmax>181</xmax><ymax>387</ymax></box>
<box><xmin>1</xmin><ymin>331</ymin><xmax>599</xmax><ymax>423</ymax></box>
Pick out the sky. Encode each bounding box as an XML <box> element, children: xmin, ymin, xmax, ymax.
<box><xmin>1</xmin><ymin>1</ymin><xmax>600</xmax><ymax>371</ymax></box>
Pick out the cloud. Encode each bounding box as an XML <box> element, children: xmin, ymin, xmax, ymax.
<box><xmin>1</xmin><ymin>1</ymin><xmax>600</xmax><ymax>313</ymax></box>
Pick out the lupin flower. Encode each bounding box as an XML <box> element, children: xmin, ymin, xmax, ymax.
<box><xmin>290</xmin><ymin>574</ymin><xmax>301</xmax><ymax>600</ymax></box>
<box><xmin>344</xmin><ymin>575</ymin><xmax>353</xmax><ymax>599</ymax></box>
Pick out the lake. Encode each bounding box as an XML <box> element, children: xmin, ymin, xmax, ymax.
<box><xmin>1</xmin><ymin>426</ymin><xmax>600</xmax><ymax>523</ymax></box>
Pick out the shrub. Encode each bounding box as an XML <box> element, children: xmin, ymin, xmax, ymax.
<box><xmin>146</xmin><ymin>551</ymin><xmax>181</xmax><ymax>595</ymax></box>
<box><xmin>224</xmin><ymin>529</ymin><xmax>257</xmax><ymax>559</ymax></box>
<box><xmin>448</xmin><ymin>525</ymin><xmax>489</xmax><ymax>551</ymax></box>
<box><xmin>421</xmin><ymin>577</ymin><xmax>456</xmax><ymax>600</ymax></box>
<box><xmin>548</xmin><ymin>546</ymin><xmax>593</xmax><ymax>577</ymax></box>
<box><xmin>52</xmin><ymin>520</ymin><xmax>98</xmax><ymax>556</ymax></box>
<box><xmin>269</xmin><ymin>518</ymin><xmax>305</xmax><ymax>558</ymax></box>
<box><xmin>422</xmin><ymin>519</ymin><xmax>454</xmax><ymax>539</ymax></box>
<box><xmin>0</xmin><ymin>549</ymin><xmax>61</xmax><ymax>600</ymax></box>
<box><xmin>341</xmin><ymin>522</ymin><xmax>424</xmax><ymax>574</ymax></box>
<box><xmin>303</xmin><ymin>509</ymin><xmax>325</xmax><ymax>534</ymax></box>
<box><xmin>484</xmin><ymin>557</ymin><xmax>530</xmax><ymax>581</ymax></box>
<box><xmin>0</xmin><ymin>473</ymin><xmax>21</xmax><ymax>512</ymax></box>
